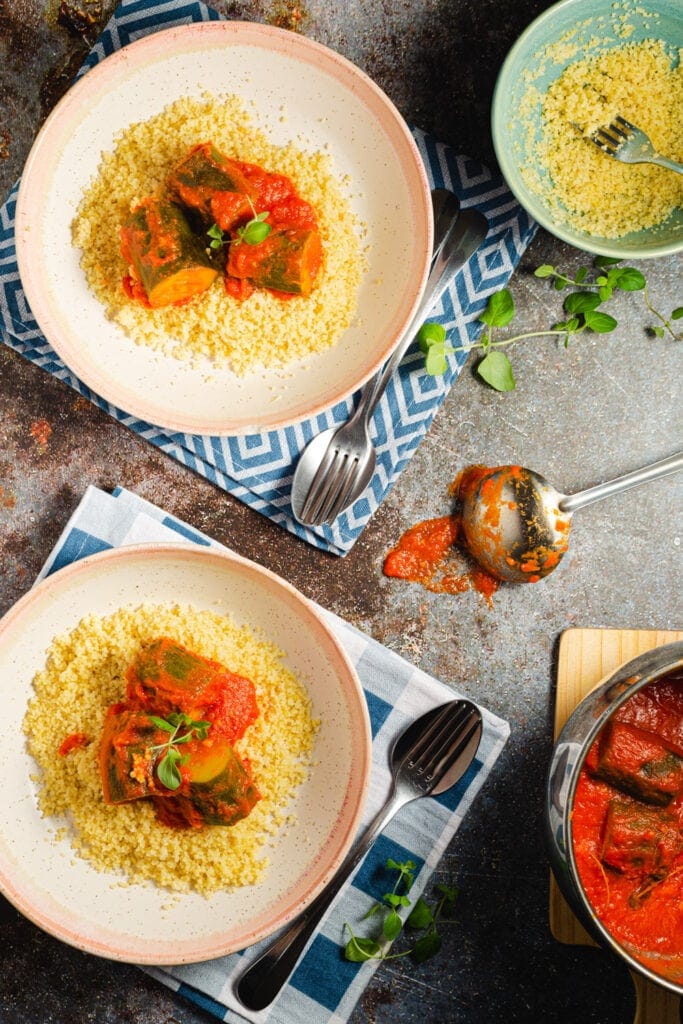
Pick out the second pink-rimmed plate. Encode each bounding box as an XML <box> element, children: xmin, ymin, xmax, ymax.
<box><xmin>0</xmin><ymin>543</ymin><xmax>371</xmax><ymax>963</ymax></box>
<box><xmin>15</xmin><ymin>21</ymin><xmax>432</xmax><ymax>436</ymax></box>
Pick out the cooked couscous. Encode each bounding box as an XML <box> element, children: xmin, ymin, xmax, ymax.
<box><xmin>23</xmin><ymin>603</ymin><xmax>318</xmax><ymax>896</ymax></box>
<box><xmin>71</xmin><ymin>93</ymin><xmax>363</xmax><ymax>374</ymax></box>
<box><xmin>520</xmin><ymin>37</ymin><xmax>682</xmax><ymax>237</ymax></box>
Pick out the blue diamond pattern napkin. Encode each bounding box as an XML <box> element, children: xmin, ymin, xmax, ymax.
<box><xmin>38</xmin><ymin>484</ymin><xmax>509</xmax><ymax>1024</ymax></box>
<box><xmin>0</xmin><ymin>0</ymin><xmax>537</xmax><ymax>556</ymax></box>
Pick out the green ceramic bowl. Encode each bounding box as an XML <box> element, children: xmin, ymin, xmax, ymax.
<box><xmin>492</xmin><ymin>0</ymin><xmax>682</xmax><ymax>258</ymax></box>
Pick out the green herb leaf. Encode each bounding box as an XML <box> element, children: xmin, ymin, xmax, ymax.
<box><xmin>386</xmin><ymin>858</ymin><xmax>416</xmax><ymax>889</ymax></box>
<box><xmin>563</xmin><ymin>291</ymin><xmax>601</xmax><ymax>315</ymax></box>
<box><xmin>345</xmin><ymin>934</ymin><xmax>381</xmax><ymax>962</ymax></box>
<box><xmin>594</xmin><ymin>255</ymin><xmax>622</xmax><ymax>267</ymax></box>
<box><xmin>479</xmin><ymin>288</ymin><xmax>515</xmax><ymax>328</ymax></box>
<box><xmin>575</xmin><ymin>267</ymin><xmax>588</xmax><ymax>283</ymax></box>
<box><xmin>671</xmin><ymin>307</ymin><xmax>683</xmax><ymax>320</ymax></box>
<box><xmin>615</xmin><ymin>268</ymin><xmax>646</xmax><ymax>291</ymax></box>
<box><xmin>425</xmin><ymin>343</ymin><xmax>448</xmax><ymax>376</ymax></box>
<box><xmin>533</xmin><ymin>264</ymin><xmax>555</xmax><ymax>278</ymax></box>
<box><xmin>418</xmin><ymin>321</ymin><xmax>446</xmax><ymax>352</ymax></box>
<box><xmin>384</xmin><ymin>893</ymin><xmax>411</xmax><ymax>909</ymax></box>
<box><xmin>207</xmin><ymin>223</ymin><xmax>226</xmax><ymax>250</ymax></box>
<box><xmin>157</xmin><ymin>752</ymin><xmax>183</xmax><ymax>790</ymax></box>
<box><xmin>583</xmin><ymin>309</ymin><xmax>618</xmax><ymax>333</ymax></box>
<box><xmin>149</xmin><ymin>715</ymin><xmax>177</xmax><ymax>733</ymax></box>
<box><xmin>598</xmin><ymin>285</ymin><xmax>612</xmax><ymax>302</ymax></box>
<box><xmin>435</xmin><ymin>883</ymin><xmax>459</xmax><ymax>903</ymax></box>
<box><xmin>245</xmin><ymin>221</ymin><xmax>271</xmax><ymax>244</ymax></box>
<box><xmin>383</xmin><ymin>909</ymin><xmax>404</xmax><ymax>941</ymax></box>
<box><xmin>553</xmin><ymin>278</ymin><xmax>567</xmax><ymax>291</ymax></box>
<box><xmin>406</xmin><ymin>897</ymin><xmax>434</xmax><ymax>930</ymax></box>
<box><xmin>477</xmin><ymin>350</ymin><xmax>516</xmax><ymax>391</ymax></box>
<box><xmin>412</xmin><ymin>931</ymin><xmax>442</xmax><ymax>963</ymax></box>
<box><xmin>653</xmin><ymin>326</ymin><xmax>665</xmax><ymax>337</ymax></box>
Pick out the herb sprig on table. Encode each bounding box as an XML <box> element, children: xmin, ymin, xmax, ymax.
<box><xmin>149</xmin><ymin>711</ymin><xmax>211</xmax><ymax>790</ymax></box>
<box><xmin>343</xmin><ymin>858</ymin><xmax>458</xmax><ymax>964</ymax></box>
<box><xmin>419</xmin><ymin>257</ymin><xmax>682</xmax><ymax>392</ymax></box>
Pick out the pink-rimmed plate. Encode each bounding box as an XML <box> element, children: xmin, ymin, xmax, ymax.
<box><xmin>15</xmin><ymin>21</ymin><xmax>432</xmax><ymax>436</ymax></box>
<box><xmin>0</xmin><ymin>543</ymin><xmax>371</xmax><ymax>963</ymax></box>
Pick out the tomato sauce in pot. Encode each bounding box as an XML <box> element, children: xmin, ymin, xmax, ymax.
<box><xmin>571</xmin><ymin>671</ymin><xmax>683</xmax><ymax>982</ymax></box>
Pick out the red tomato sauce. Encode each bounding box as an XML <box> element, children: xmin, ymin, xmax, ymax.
<box><xmin>571</xmin><ymin>671</ymin><xmax>683</xmax><ymax>982</ymax></box>
<box><xmin>382</xmin><ymin>467</ymin><xmax>501</xmax><ymax>604</ymax></box>
<box><xmin>58</xmin><ymin>732</ymin><xmax>90</xmax><ymax>756</ymax></box>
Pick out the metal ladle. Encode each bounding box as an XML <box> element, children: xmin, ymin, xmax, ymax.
<box><xmin>458</xmin><ymin>451</ymin><xmax>683</xmax><ymax>583</ymax></box>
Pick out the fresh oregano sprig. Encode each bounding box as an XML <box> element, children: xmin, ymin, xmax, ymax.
<box><xmin>148</xmin><ymin>711</ymin><xmax>211</xmax><ymax>790</ymax></box>
<box><xmin>343</xmin><ymin>858</ymin><xmax>457</xmax><ymax>964</ymax></box>
<box><xmin>418</xmin><ymin>256</ymin><xmax>681</xmax><ymax>391</ymax></box>
<box><xmin>207</xmin><ymin>197</ymin><xmax>272</xmax><ymax>251</ymax></box>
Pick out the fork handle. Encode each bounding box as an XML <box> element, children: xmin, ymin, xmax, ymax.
<box><xmin>352</xmin><ymin>206</ymin><xmax>490</xmax><ymax>424</ymax></box>
<box><xmin>651</xmin><ymin>154</ymin><xmax>683</xmax><ymax>175</ymax></box>
<box><xmin>235</xmin><ymin>784</ymin><xmax>411</xmax><ymax>1012</ymax></box>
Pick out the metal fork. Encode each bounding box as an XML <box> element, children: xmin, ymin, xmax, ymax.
<box><xmin>588</xmin><ymin>116</ymin><xmax>683</xmax><ymax>175</ymax></box>
<box><xmin>235</xmin><ymin>698</ymin><xmax>483</xmax><ymax>1012</ymax></box>
<box><xmin>291</xmin><ymin>204</ymin><xmax>489</xmax><ymax>526</ymax></box>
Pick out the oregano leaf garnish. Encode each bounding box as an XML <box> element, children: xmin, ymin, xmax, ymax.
<box><xmin>149</xmin><ymin>711</ymin><xmax>211</xmax><ymax>791</ymax></box>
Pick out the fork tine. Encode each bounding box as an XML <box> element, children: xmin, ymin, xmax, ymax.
<box><xmin>309</xmin><ymin>452</ymin><xmax>358</xmax><ymax>525</ymax></box>
<box><xmin>594</xmin><ymin>130</ymin><xmax>616</xmax><ymax>151</ymax></box>
<box><xmin>298</xmin><ymin>444</ymin><xmax>342</xmax><ymax>523</ymax></box>
<box><xmin>406</xmin><ymin>701</ymin><xmax>470</xmax><ymax>772</ymax></box>
<box><xmin>411</xmin><ymin>702</ymin><xmax>478</xmax><ymax>781</ymax></box>
<box><xmin>608</xmin><ymin>121</ymin><xmax>630</xmax><ymax>140</ymax></box>
<box><xmin>319</xmin><ymin>455</ymin><xmax>362</xmax><ymax>524</ymax></box>
<box><xmin>428</xmin><ymin>707</ymin><xmax>482</xmax><ymax>781</ymax></box>
<box><xmin>614</xmin><ymin>115</ymin><xmax>635</xmax><ymax>134</ymax></box>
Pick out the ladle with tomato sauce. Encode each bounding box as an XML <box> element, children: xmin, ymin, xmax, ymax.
<box><xmin>458</xmin><ymin>451</ymin><xmax>683</xmax><ymax>583</ymax></box>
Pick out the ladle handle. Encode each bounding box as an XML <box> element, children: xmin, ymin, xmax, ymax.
<box><xmin>559</xmin><ymin>451</ymin><xmax>683</xmax><ymax>515</ymax></box>
<box><xmin>235</xmin><ymin>786</ymin><xmax>410</xmax><ymax>1012</ymax></box>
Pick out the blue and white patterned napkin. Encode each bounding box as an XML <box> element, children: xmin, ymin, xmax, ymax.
<box><xmin>39</xmin><ymin>484</ymin><xmax>510</xmax><ymax>1024</ymax></box>
<box><xmin>0</xmin><ymin>0</ymin><xmax>537</xmax><ymax>556</ymax></box>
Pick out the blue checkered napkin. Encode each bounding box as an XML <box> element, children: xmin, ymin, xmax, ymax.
<box><xmin>0</xmin><ymin>0</ymin><xmax>537</xmax><ymax>557</ymax></box>
<box><xmin>40</xmin><ymin>484</ymin><xmax>509</xmax><ymax>1024</ymax></box>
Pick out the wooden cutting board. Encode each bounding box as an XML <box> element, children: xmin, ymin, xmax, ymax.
<box><xmin>550</xmin><ymin>627</ymin><xmax>683</xmax><ymax>1024</ymax></box>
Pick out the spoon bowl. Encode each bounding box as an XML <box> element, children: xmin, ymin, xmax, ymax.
<box><xmin>459</xmin><ymin>451</ymin><xmax>683</xmax><ymax>583</ymax></box>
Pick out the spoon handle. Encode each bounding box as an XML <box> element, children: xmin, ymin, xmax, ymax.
<box><xmin>559</xmin><ymin>450</ymin><xmax>683</xmax><ymax>515</ymax></box>
<box><xmin>235</xmin><ymin>786</ymin><xmax>410</xmax><ymax>1012</ymax></box>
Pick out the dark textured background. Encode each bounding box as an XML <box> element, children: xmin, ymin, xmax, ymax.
<box><xmin>1</xmin><ymin>2</ymin><xmax>681</xmax><ymax>1022</ymax></box>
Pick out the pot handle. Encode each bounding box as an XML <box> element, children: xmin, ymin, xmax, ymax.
<box><xmin>631</xmin><ymin>971</ymin><xmax>680</xmax><ymax>1024</ymax></box>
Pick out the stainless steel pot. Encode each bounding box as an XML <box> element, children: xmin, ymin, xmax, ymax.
<box><xmin>545</xmin><ymin>640</ymin><xmax>683</xmax><ymax>996</ymax></box>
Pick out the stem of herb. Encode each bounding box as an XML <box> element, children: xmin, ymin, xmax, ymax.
<box><xmin>642</xmin><ymin>287</ymin><xmax>682</xmax><ymax>340</ymax></box>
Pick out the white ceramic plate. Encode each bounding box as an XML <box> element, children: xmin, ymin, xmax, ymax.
<box><xmin>0</xmin><ymin>544</ymin><xmax>371</xmax><ymax>963</ymax></box>
<box><xmin>15</xmin><ymin>21</ymin><xmax>432</xmax><ymax>436</ymax></box>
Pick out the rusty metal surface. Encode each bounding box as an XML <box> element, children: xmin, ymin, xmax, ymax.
<box><xmin>0</xmin><ymin>2</ymin><xmax>681</xmax><ymax>1023</ymax></box>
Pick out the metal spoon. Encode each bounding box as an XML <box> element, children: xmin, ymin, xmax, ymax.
<box><xmin>291</xmin><ymin>197</ymin><xmax>489</xmax><ymax>526</ymax></box>
<box><xmin>458</xmin><ymin>451</ymin><xmax>683</xmax><ymax>583</ymax></box>
<box><xmin>235</xmin><ymin>698</ymin><xmax>482</xmax><ymax>1011</ymax></box>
